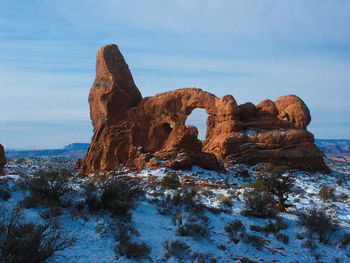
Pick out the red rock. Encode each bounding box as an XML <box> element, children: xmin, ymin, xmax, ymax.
<box><xmin>217</xmin><ymin>244</ymin><xmax>227</xmax><ymax>250</ymax></box>
<box><xmin>274</xmin><ymin>95</ymin><xmax>311</xmax><ymax>129</ymax></box>
<box><xmin>0</xmin><ymin>144</ymin><xmax>6</xmax><ymax>173</ymax></box>
<box><xmin>238</xmin><ymin>102</ymin><xmax>256</xmax><ymax>120</ymax></box>
<box><xmin>256</xmin><ymin>99</ymin><xmax>278</xmax><ymax>116</ymax></box>
<box><xmin>240</xmin><ymin>258</ymin><xmax>259</xmax><ymax>263</ymax></box>
<box><xmin>89</xmin><ymin>44</ymin><xmax>142</xmax><ymax>128</ymax></box>
<box><xmin>81</xmin><ymin>44</ymin><xmax>329</xmax><ymax>174</ymax></box>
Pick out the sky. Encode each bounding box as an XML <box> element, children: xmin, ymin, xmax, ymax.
<box><xmin>0</xmin><ymin>0</ymin><xmax>349</xmax><ymax>149</ymax></box>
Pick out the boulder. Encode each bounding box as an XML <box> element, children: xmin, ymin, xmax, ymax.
<box><xmin>81</xmin><ymin>44</ymin><xmax>329</xmax><ymax>174</ymax></box>
<box><xmin>274</xmin><ymin>95</ymin><xmax>311</xmax><ymax>129</ymax></box>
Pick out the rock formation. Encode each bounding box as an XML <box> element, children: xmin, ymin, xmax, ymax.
<box><xmin>81</xmin><ymin>44</ymin><xmax>329</xmax><ymax>174</ymax></box>
<box><xmin>0</xmin><ymin>144</ymin><xmax>6</xmax><ymax>173</ymax></box>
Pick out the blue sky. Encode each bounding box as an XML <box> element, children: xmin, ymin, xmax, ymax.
<box><xmin>0</xmin><ymin>0</ymin><xmax>349</xmax><ymax>149</ymax></box>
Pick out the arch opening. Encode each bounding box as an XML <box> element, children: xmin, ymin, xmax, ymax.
<box><xmin>185</xmin><ymin>108</ymin><xmax>208</xmax><ymax>141</ymax></box>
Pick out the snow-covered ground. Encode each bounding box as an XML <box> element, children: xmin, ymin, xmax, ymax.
<box><xmin>1</xmin><ymin>158</ymin><xmax>350</xmax><ymax>262</ymax></box>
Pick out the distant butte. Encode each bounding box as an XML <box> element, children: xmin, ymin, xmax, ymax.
<box><xmin>81</xmin><ymin>44</ymin><xmax>330</xmax><ymax>174</ymax></box>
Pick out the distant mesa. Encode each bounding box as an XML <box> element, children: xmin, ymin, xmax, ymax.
<box><xmin>315</xmin><ymin>139</ymin><xmax>350</xmax><ymax>162</ymax></box>
<box><xmin>5</xmin><ymin>143</ymin><xmax>89</xmax><ymax>160</ymax></box>
<box><xmin>63</xmin><ymin>143</ymin><xmax>90</xmax><ymax>150</ymax></box>
<box><xmin>0</xmin><ymin>144</ymin><xmax>6</xmax><ymax>173</ymax></box>
<box><xmin>81</xmin><ymin>44</ymin><xmax>330</xmax><ymax>174</ymax></box>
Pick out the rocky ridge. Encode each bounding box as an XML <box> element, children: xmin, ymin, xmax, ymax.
<box><xmin>81</xmin><ymin>44</ymin><xmax>329</xmax><ymax>174</ymax></box>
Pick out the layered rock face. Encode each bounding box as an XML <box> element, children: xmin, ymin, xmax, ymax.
<box><xmin>0</xmin><ymin>144</ymin><xmax>6</xmax><ymax>173</ymax></box>
<box><xmin>81</xmin><ymin>44</ymin><xmax>329</xmax><ymax>174</ymax></box>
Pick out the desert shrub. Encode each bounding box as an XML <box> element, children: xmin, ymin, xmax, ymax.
<box><xmin>73</xmin><ymin>182</ymin><xmax>101</xmax><ymax>221</ymax></box>
<box><xmin>293</xmin><ymin>197</ymin><xmax>300</xmax><ymax>203</ymax></box>
<box><xmin>215</xmin><ymin>193</ymin><xmax>225</xmax><ymax>201</ymax></box>
<box><xmin>239</xmin><ymin>169</ymin><xmax>250</xmax><ymax>178</ymax></box>
<box><xmin>20</xmin><ymin>169</ymin><xmax>73</xmax><ymax>208</ymax></box>
<box><xmin>260</xmin><ymin>222</ymin><xmax>276</xmax><ymax>236</ymax></box>
<box><xmin>296</xmin><ymin>232</ymin><xmax>305</xmax><ymax>240</ymax></box>
<box><xmin>113</xmin><ymin>222</ymin><xmax>140</xmax><ymax>243</ymax></box>
<box><xmin>115</xmin><ymin>240</ymin><xmax>151</xmax><ymax>259</ymax></box>
<box><xmin>241</xmin><ymin>190</ymin><xmax>277</xmax><ymax>218</ymax></box>
<box><xmin>336</xmin><ymin>192</ymin><xmax>348</xmax><ymax>201</ymax></box>
<box><xmin>199</xmin><ymin>189</ymin><xmax>213</xmax><ymax>197</ymax></box>
<box><xmin>251</xmin><ymin>217</ymin><xmax>287</xmax><ymax>236</ymax></box>
<box><xmin>171</xmin><ymin>188</ymin><xmax>203</xmax><ymax>212</ymax></box>
<box><xmin>191</xmin><ymin>252</ymin><xmax>217</xmax><ymax>263</ymax></box>
<box><xmin>71</xmin><ymin>203</ymin><xmax>90</xmax><ymax>224</ymax></box>
<box><xmin>301</xmin><ymin>239</ymin><xmax>317</xmax><ymax>250</ymax></box>
<box><xmin>101</xmin><ymin>176</ymin><xmax>144</xmax><ymax>217</ymax></box>
<box><xmin>314</xmin><ymin>253</ymin><xmax>321</xmax><ymax>260</ymax></box>
<box><xmin>249</xmin><ymin>164</ymin><xmax>294</xmax><ymax>211</ymax></box>
<box><xmin>177</xmin><ymin>223</ymin><xmax>210</xmax><ymax>240</ymax></box>
<box><xmin>80</xmin><ymin>181</ymin><xmax>102</xmax><ymax>213</ymax></box>
<box><xmin>205</xmin><ymin>206</ymin><xmax>231</xmax><ymax>214</ymax></box>
<box><xmin>224</xmin><ymin>220</ymin><xmax>246</xmax><ymax>243</ymax></box>
<box><xmin>249</xmin><ymin>224</ymin><xmax>262</xmax><ymax>232</ymax></box>
<box><xmin>163</xmin><ymin>239</ymin><xmax>191</xmax><ymax>261</ymax></box>
<box><xmin>0</xmin><ymin>186</ymin><xmax>11</xmax><ymax>201</ymax></box>
<box><xmin>156</xmin><ymin>198</ymin><xmax>174</xmax><ymax>215</ymax></box>
<box><xmin>337</xmin><ymin>233</ymin><xmax>350</xmax><ymax>248</ymax></box>
<box><xmin>85</xmin><ymin>194</ymin><xmax>102</xmax><ymax>213</ymax></box>
<box><xmin>243</xmin><ymin>234</ymin><xmax>265</xmax><ymax>250</ymax></box>
<box><xmin>161</xmin><ymin>172</ymin><xmax>181</xmax><ymax>189</ymax></box>
<box><xmin>297</xmin><ymin>206</ymin><xmax>339</xmax><ymax>243</ymax></box>
<box><xmin>183</xmin><ymin>188</ymin><xmax>203</xmax><ymax>212</ymax></box>
<box><xmin>177</xmin><ymin>210</ymin><xmax>210</xmax><ymax>240</ymax></box>
<box><xmin>39</xmin><ymin>206</ymin><xmax>63</xmax><ymax>219</ymax></box>
<box><xmin>0</xmin><ymin>206</ymin><xmax>75</xmax><ymax>263</ymax></box>
<box><xmin>336</xmin><ymin>178</ymin><xmax>344</xmax><ymax>186</ymax></box>
<box><xmin>96</xmin><ymin>219</ymin><xmax>139</xmax><ymax>241</ymax></box>
<box><xmin>318</xmin><ymin>184</ymin><xmax>336</xmax><ymax>201</ymax></box>
<box><xmin>275</xmin><ymin>232</ymin><xmax>289</xmax><ymax>243</ymax></box>
<box><xmin>187</xmin><ymin>210</ymin><xmax>209</xmax><ymax>224</ymax></box>
<box><xmin>172</xmin><ymin>209</ymin><xmax>183</xmax><ymax>226</ymax></box>
<box><xmin>171</xmin><ymin>190</ymin><xmax>183</xmax><ymax>207</ymax></box>
<box><xmin>216</xmin><ymin>193</ymin><xmax>232</xmax><ymax>207</ymax></box>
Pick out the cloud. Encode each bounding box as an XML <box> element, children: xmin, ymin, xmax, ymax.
<box><xmin>0</xmin><ymin>0</ymin><xmax>349</xmax><ymax>148</ymax></box>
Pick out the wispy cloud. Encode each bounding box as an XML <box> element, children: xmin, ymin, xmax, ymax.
<box><xmin>0</xmin><ymin>0</ymin><xmax>349</xmax><ymax>148</ymax></box>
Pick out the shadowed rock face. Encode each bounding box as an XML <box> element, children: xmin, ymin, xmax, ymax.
<box><xmin>81</xmin><ymin>44</ymin><xmax>329</xmax><ymax>174</ymax></box>
<box><xmin>0</xmin><ymin>144</ymin><xmax>6</xmax><ymax>173</ymax></box>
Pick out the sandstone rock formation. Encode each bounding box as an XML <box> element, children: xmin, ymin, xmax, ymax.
<box><xmin>0</xmin><ymin>144</ymin><xmax>6</xmax><ymax>173</ymax></box>
<box><xmin>81</xmin><ymin>44</ymin><xmax>329</xmax><ymax>174</ymax></box>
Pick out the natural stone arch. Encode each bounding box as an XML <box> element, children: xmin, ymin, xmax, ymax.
<box><xmin>81</xmin><ymin>44</ymin><xmax>330</xmax><ymax>174</ymax></box>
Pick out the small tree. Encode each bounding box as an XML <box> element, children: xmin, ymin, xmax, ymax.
<box><xmin>241</xmin><ymin>190</ymin><xmax>277</xmax><ymax>218</ymax></box>
<box><xmin>250</xmin><ymin>164</ymin><xmax>294</xmax><ymax>212</ymax></box>
<box><xmin>161</xmin><ymin>172</ymin><xmax>181</xmax><ymax>189</ymax></box>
